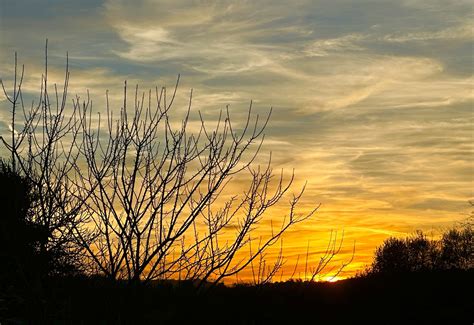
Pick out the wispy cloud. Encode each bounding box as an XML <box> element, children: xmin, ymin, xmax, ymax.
<box><xmin>383</xmin><ymin>21</ymin><xmax>473</xmax><ymax>42</ymax></box>
<box><xmin>304</xmin><ymin>34</ymin><xmax>366</xmax><ymax>57</ymax></box>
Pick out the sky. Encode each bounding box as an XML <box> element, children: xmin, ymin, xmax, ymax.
<box><xmin>1</xmin><ymin>0</ymin><xmax>473</xmax><ymax>280</ymax></box>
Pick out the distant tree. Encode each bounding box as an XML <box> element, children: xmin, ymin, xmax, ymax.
<box><xmin>370</xmin><ymin>224</ymin><xmax>473</xmax><ymax>274</ymax></box>
<box><xmin>371</xmin><ymin>236</ymin><xmax>412</xmax><ymax>274</ymax></box>
<box><xmin>439</xmin><ymin>202</ymin><xmax>474</xmax><ymax>270</ymax></box>
<box><xmin>440</xmin><ymin>225</ymin><xmax>473</xmax><ymax>270</ymax></box>
<box><xmin>405</xmin><ymin>230</ymin><xmax>438</xmax><ymax>271</ymax></box>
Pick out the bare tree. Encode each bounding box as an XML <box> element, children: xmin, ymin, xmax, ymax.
<box><xmin>70</xmin><ymin>77</ymin><xmax>317</xmax><ymax>286</ymax></box>
<box><xmin>306</xmin><ymin>230</ymin><xmax>355</xmax><ymax>281</ymax></box>
<box><xmin>283</xmin><ymin>230</ymin><xmax>354</xmax><ymax>282</ymax></box>
<box><xmin>1</xmin><ymin>45</ymin><xmax>318</xmax><ymax>285</ymax></box>
<box><xmin>0</xmin><ymin>42</ymin><xmax>90</xmax><ymax>276</ymax></box>
<box><xmin>249</xmin><ymin>239</ymin><xmax>285</xmax><ymax>286</ymax></box>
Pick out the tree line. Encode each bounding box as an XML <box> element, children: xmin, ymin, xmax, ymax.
<box><xmin>367</xmin><ymin>220</ymin><xmax>473</xmax><ymax>275</ymax></box>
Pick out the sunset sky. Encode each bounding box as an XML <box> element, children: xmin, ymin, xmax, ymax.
<box><xmin>1</xmin><ymin>0</ymin><xmax>472</xmax><ymax>279</ymax></box>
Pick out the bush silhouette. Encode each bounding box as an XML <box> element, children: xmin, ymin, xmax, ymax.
<box><xmin>0</xmin><ymin>160</ymin><xmax>44</xmax><ymax>288</ymax></box>
<box><xmin>0</xmin><ymin>161</ymin><xmax>80</xmax><ymax>292</ymax></box>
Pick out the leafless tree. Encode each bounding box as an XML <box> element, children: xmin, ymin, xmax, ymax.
<box><xmin>285</xmin><ymin>230</ymin><xmax>354</xmax><ymax>282</ymax></box>
<box><xmin>306</xmin><ymin>230</ymin><xmax>355</xmax><ymax>281</ymax></box>
<box><xmin>249</xmin><ymin>239</ymin><xmax>285</xmax><ymax>286</ymax></box>
<box><xmin>69</xmin><ymin>77</ymin><xmax>318</xmax><ymax>286</ymax></box>
<box><xmin>1</xmin><ymin>44</ymin><xmax>319</xmax><ymax>285</ymax></box>
<box><xmin>0</xmin><ymin>42</ymin><xmax>90</xmax><ymax>275</ymax></box>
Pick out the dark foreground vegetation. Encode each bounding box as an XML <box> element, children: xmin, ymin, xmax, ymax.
<box><xmin>1</xmin><ymin>270</ymin><xmax>472</xmax><ymax>324</ymax></box>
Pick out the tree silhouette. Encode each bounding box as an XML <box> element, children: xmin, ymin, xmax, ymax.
<box><xmin>440</xmin><ymin>224</ymin><xmax>473</xmax><ymax>270</ymax></box>
<box><xmin>1</xmin><ymin>48</ymin><xmax>89</xmax><ymax>278</ymax></box>
<box><xmin>0</xmin><ymin>160</ymin><xmax>35</xmax><ymax>285</ymax></box>
<box><xmin>370</xmin><ymin>224</ymin><xmax>473</xmax><ymax>274</ymax></box>
<box><xmin>1</xmin><ymin>44</ymin><xmax>318</xmax><ymax>286</ymax></box>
